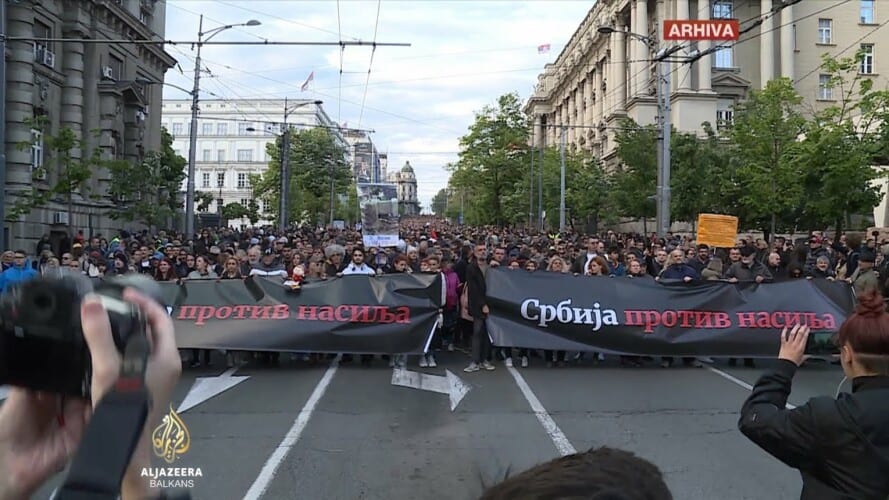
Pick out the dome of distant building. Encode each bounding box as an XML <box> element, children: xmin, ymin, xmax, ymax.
<box><xmin>401</xmin><ymin>161</ymin><xmax>415</xmax><ymax>174</ymax></box>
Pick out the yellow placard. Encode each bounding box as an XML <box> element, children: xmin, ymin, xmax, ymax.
<box><xmin>697</xmin><ymin>214</ymin><xmax>739</xmax><ymax>248</ymax></box>
<box><xmin>152</xmin><ymin>404</ymin><xmax>191</xmax><ymax>463</ymax></box>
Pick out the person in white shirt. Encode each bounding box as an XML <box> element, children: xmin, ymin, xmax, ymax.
<box><xmin>339</xmin><ymin>248</ymin><xmax>378</xmax><ymax>276</ymax></box>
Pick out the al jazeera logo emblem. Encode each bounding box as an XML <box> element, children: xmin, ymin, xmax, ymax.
<box><xmin>141</xmin><ymin>405</ymin><xmax>203</xmax><ymax>489</ymax></box>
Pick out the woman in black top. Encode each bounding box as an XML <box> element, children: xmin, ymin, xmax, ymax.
<box><xmin>739</xmin><ymin>291</ymin><xmax>889</xmax><ymax>499</ymax></box>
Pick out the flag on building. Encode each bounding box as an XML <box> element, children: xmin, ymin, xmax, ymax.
<box><xmin>537</xmin><ymin>44</ymin><xmax>551</xmax><ymax>54</ymax></box>
<box><xmin>300</xmin><ymin>71</ymin><xmax>314</xmax><ymax>91</ymax></box>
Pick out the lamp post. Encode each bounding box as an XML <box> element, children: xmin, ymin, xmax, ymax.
<box><xmin>185</xmin><ymin>15</ymin><xmax>261</xmax><ymax>240</ymax></box>
<box><xmin>247</xmin><ymin>99</ymin><xmax>322</xmax><ymax>232</ymax></box>
<box><xmin>598</xmin><ymin>26</ymin><xmax>674</xmax><ymax>237</ymax></box>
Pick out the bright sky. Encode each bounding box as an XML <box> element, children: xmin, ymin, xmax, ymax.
<box><xmin>162</xmin><ymin>0</ymin><xmax>594</xmax><ymax>210</ymax></box>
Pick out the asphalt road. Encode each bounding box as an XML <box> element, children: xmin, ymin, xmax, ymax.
<box><xmin>31</xmin><ymin>351</ymin><xmax>845</xmax><ymax>500</ymax></box>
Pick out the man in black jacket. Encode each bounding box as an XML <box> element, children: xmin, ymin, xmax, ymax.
<box><xmin>464</xmin><ymin>243</ymin><xmax>495</xmax><ymax>373</ymax></box>
<box><xmin>739</xmin><ymin>323</ymin><xmax>889</xmax><ymax>499</ymax></box>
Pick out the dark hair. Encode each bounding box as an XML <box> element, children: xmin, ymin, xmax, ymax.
<box><xmin>479</xmin><ymin>447</ymin><xmax>672</xmax><ymax>500</ymax></box>
<box><xmin>837</xmin><ymin>291</ymin><xmax>889</xmax><ymax>374</ymax></box>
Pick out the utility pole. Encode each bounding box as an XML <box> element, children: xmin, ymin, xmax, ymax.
<box><xmin>186</xmin><ymin>16</ymin><xmax>262</xmax><ymax>239</ymax></box>
<box><xmin>559</xmin><ymin>125</ymin><xmax>566</xmax><ymax>232</ymax></box>
<box><xmin>538</xmin><ymin>144</ymin><xmax>543</xmax><ymax>230</ymax></box>
<box><xmin>529</xmin><ymin>146</ymin><xmax>534</xmax><ymax>229</ymax></box>
<box><xmin>279</xmin><ymin>98</ymin><xmax>290</xmax><ymax>232</ymax></box>
<box><xmin>654</xmin><ymin>58</ymin><xmax>664</xmax><ymax>238</ymax></box>
<box><xmin>0</xmin><ymin>0</ymin><xmax>7</xmax><ymax>250</ymax></box>
<box><xmin>660</xmin><ymin>57</ymin><xmax>672</xmax><ymax>237</ymax></box>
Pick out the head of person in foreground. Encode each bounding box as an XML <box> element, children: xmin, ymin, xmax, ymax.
<box><xmin>479</xmin><ymin>446</ymin><xmax>672</xmax><ymax>500</ymax></box>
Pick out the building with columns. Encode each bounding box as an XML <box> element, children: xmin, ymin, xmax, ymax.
<box><xmin>4</xmin><ymin>0</ymin><xmax>176</xmax><ymax>251</ymax></box>
<box><xmin>525</xmin><ymin>0</ymin><xmax>888</xmax><ymax>161</ymax></box>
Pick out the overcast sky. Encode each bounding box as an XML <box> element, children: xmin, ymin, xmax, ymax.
<box><xmin>162</xmin><ymin>0</ymin><xmax>593</xmax><ymax>210</ymax></box>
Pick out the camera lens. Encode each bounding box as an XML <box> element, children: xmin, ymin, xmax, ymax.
<box><xmin>28</xmin><ymin>290</ymin><xmax>57</xmax><ymax>322</ymax></box>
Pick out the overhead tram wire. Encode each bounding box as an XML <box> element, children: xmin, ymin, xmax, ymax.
<box><xmin>684</xmin><ymin>0</ymin><xmax>843</xmax><ymax>66</ymax></box>
<box><xmin>337</xmin><ymin>0</ymin><xmax>344</xmax><ymax>124</ymax></box>
<box><xmin>164</xmin><ymin>45</ymin><xmax>277</xmax><ymax>125</ymax></box>
<box><xmin>4</xmin><ymin>36</ymin><xmax>411</xmax><ymax>47</ymax></box>
<box><xmin>165</xmin><ymin>1</ymin><xmax>270</xmax><ymax>42</ymax></box>
<box><xmin>160</xmin><ymin>54</ymin><xmax>466</xmax><ymax>135</ymax></box>
<box><xmin>794</xmin><ymin>16</ymin><xmax>889</xmax><ymax>85</ymax></box>
<box><xmin>214</xmin><ymin>0</ymin><xmax>362</xmax><ymax>41</ymax></box>
<box><xmin>357</xmin><ymin>0</ymin><xmax>382</xmax><ymax>130</ymax></box>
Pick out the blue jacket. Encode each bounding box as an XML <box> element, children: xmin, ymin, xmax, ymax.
<box><xmin>0</xmin><ymin>260</ymin><xmax>39</xmax><ymax>294</ymax></box>
<box><xmin>659</xmin><ymin>263</ymin><xmax>700</xmax><ymax>281</ymax></box>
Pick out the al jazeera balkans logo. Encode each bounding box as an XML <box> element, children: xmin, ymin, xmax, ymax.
<box><xmin>141</xmin><ymin>405</ymin><xmax>203</xmax><ymax>489</ymax></box>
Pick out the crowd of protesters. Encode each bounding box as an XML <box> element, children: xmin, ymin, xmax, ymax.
<box><xmin>2</xmin><ymin>220</ymin><xmax>877</xmax><ymax>372</ymax></box>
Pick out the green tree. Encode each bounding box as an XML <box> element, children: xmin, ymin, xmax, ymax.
<box><xmin>795</xmin><ymin>52</ymin><xmax>889</xmax><ymax>232</ymax></box>
<box><xmin>725</xmin><ymin>77</ymin><xmax>806</xmax><ymax>238</ymax></box>
<box><xmin>251</xmin><ymin>127</ymin><xmax>351</xmax><ymax>225</ymax></box>
<box><xmin>613</xmin><ymin>121</ymin><xmax>657</xmax><ymax>232</ymax></box>
<box><xmin>670</xmin><ymin>123</ymin><xmax>733</xmax><ymax>227</ymax></box>
<box><xmin>221</xmin><ymin>201</ymin><xmax>248</xmax><ymax>221</ymax></box>
<box><xmin>448</xmin><ymin>93</ymin><xmax>530</xmax><ymax>226</ymax></box>
<box><xmin>11</xmin><ymin>117</ymin><xmax>98</xmax><ymax>226</ymax></box>
<box><xmin>430</xmin><ymin>188</ymin><xmax>448</xmax><ymax>217</ymax></box>
<box><xmin>195</xmin><ymin>191</ymin><xmax>215</xmax><ymax>212</ymax></box>
<box><xmin>107</xmin><ymin>128</ymin><xmax>186</xmax><ymax>229</ymax></box>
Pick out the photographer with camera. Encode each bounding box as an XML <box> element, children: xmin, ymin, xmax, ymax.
<box><xmin>0</xmin><ymin>285</ymin><xmax>181</xmax><ymax>499</ymax></box>
<box><xmin>739</xmin><ymin>291</ymin><xmax>889</xmax><ymax>499</ymax></box>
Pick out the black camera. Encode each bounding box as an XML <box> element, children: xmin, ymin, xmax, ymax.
<box><xmin>0</xmin><ymin>270</ymin><xmax>163</xmax><ymax>398</ymax></box>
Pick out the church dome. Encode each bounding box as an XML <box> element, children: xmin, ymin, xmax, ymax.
<box><xmin>400</xmin><ymin>161</ymin><xmax>414</xmax><ymax>174</ymax></box>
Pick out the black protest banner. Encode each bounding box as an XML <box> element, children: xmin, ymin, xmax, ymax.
<box><xmin>159</xmin><ymin>274</ymin><xmax>443</xmax><ymax>354</ymax></box>
<box><xmin>484</xmin><ymin>268</ymin><xmax>856</xmax><ymax>356</ymax></box>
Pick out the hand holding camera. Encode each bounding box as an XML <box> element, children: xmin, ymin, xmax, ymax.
<box><xmin>0</xmin><ymin>273</ymin><xmax>181</xmax><ymax>500</ymax></box>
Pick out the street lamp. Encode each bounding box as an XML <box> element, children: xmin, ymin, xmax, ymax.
<box><xmin>247</xmin><ymin>99</ymin><xmax>322</xmax><ymax>231</ymax></box>
<box><xmin>598</xmin><ymin>25</ymin><xmax>674</xmax><ymax>237</ymax></box>
<box><xmin>185</xmin><ymin>15</ymin><xmax>261</xmax><ymax>240</ymax></box>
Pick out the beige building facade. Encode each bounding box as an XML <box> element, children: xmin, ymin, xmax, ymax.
<box><xmin>5</xmin><ymin>0</ymin><xmax>176</xmax><ymax>251</ymax></box>
<box><xmin>525</xmin><ymin>0</ymin><xmax>888</xmax><ymax>159</ymax></box>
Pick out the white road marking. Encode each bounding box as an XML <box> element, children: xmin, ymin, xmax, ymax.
<box><xmin>391</xmin><ymin>368</ymin><xmax>471</xmax><ymax>411</ymax></box>
<box><xmin>177</xmin><ymin>365</ymin><xmax>251</xmax><ymax>413</ymax></box>
<box><xmin>704</xmin><ymin>365</ymin><xmax>796</xmax><ymax>409</ymax></box>
<box><xmin>506</xmin><ymin>366</ymin><xmax>577</xmax><ymax>456</ymax></box>
<box><xmin>242</xmin><ymin>355</ymin><xmax>340</xmax><ymax>500</ymax></box>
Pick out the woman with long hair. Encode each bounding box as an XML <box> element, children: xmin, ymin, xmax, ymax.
<box><xmin>153</xmin><ymin>258</ymin><xmax>179</xmax><ymax>282</ymax></box>
<box><xmin>739</xmin><ymin>291</ymin><xmax>889</xmax><ymax>499</ymax></box>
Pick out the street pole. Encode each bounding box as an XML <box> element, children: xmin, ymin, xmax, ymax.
<box><xmin>0</xmin><ymin>0</ymin><xmax>7</xmax><ymax>250</ymax></box>
<box><xmin>655</xmin><ymin>56</ymin><xmax>664</xmax><ymax>238</ymax></box>
<box><xmin>660</xmin><ymin>58</ymin><xmax>672</xmax><ymax>237</ymax></box>
<box><xmin>538</xmin><ymin>144</ymin><xmax>543</xmax><ymax>230</ymax></box>
<box><xmin>279</xmin><ymin>125</ymin><xmax>290</xmax><ymax>232</ymax></box>
<box><xmin>559</xmin><ymin>125</ymin><xmax>566</xmax><ymax>233</ymax></box>
<box><xmin>185</xmin><ymin>15</ymin><xmax>204</xmax><ymax>239</ymax></box>
<box><xmin>328</xmin><ymin>161</ymin><xmax>335</xmax><ymax>226</ymax></box>
<box><xmin>279</xmin><ymin>98</ymin><xmax>290</xmax><ymax>232</ymax></box>
<box><xmin>529</xmin><ymin>146</ymin><xmax>534</xmax><ymax>229</ymax></box>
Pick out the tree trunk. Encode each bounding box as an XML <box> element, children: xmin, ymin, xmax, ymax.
<box><xmin>642</xmin><ymin>217</ymin><xmax>648</xmax><ymax>237</ymax></box>
<box><xmin>770</xmin><ymin>213</ymin><xmax>777</xmax><ymax>244</ymax></box>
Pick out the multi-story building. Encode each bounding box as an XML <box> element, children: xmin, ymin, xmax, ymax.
<box><xmin>160</xmin><ymin>98</ymin><xmax>348</xmax><ymax>228</ymax></box>
<box><xmin>4</xmin><ymin>0</ymin><xmax>175</xmax><ymax>251</ymax></box>
<box><xmin>343</xmin><ymin>129</ymin><xmax>384</xmax><ymax>183</ymax></box>
<box><xmin>386</xmin><ymin>161</ymin><xmax>420</xmax><ymax>216</ymax></box>
<box><xmin>525</xmin><ymin>0</ymin><xmax>888</xmax><ymax>160</ymax></box>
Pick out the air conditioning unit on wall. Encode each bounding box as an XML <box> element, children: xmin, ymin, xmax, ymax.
<box><xmin>102</xmin><ymin>65</ymin><xmax>115</xmax><ymax>80</ymax></box>
<box><xmin>42</xmin><ymin>49</ymin><xmax>55</xmax><ymax>69</ymax></box>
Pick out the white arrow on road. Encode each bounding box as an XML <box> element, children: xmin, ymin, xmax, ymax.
<box><xmin>391</xmin><ymin>368</ymin><xmax>471</xmax><ymax>411</ymax></box>
<box><xmin>177</xmin><ymin>366</ymin><xmax>251</xmax><ymax>413</ymax></box>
